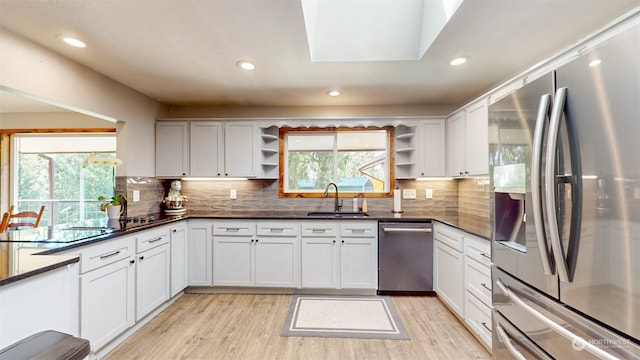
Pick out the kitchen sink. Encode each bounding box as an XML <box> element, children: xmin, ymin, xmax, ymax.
<box><xmin>306</xmin><ymin>211</ymin><xmax>369</xmax><ymax>218</ymax></box>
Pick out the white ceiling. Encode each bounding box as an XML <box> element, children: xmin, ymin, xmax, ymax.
<box><xmin>0</xmin><ymin>0</ymin><xmax>638</xmax><ymax>111</ymax></box>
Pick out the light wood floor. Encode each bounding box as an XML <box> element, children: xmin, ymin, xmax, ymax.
<box><xmin>104</xmin><ymin>294</ymin><xmax>490</xmax><ymax>360</ymax></box>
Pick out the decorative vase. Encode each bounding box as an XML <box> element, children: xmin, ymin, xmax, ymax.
<box><xmin>106</xmin><ymin>204</ymin><xmax>122</xmax><ymax>219</ymax></box>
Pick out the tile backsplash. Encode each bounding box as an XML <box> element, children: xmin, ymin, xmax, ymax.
<box><xmin>120</xmin><ymin>176</ymin><xmax>491</xmax><ymax>236</ymax></box>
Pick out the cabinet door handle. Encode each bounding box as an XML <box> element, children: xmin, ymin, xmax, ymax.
<box><xmin>341</xmin><ymin>240</ymin><xmax>345</xmax><ymax>244</ymax></box>
<box><xmin>139</xmin><ymin>256</ymin><xmax>145</xmax><ymax>261</ymax></box>
<box><xmin>129</xmin><ymin>259</ymin><xmax>135</xmax><ymax>264</ymax></box>
<box><xmin>481</xmin><ymin>322</ymin><xmax>492</xmax><ymax>333</ymax></box>
<box><xmin>255</xmin><ymin>239</ymin><xmax>259</xmax><ymax>243</ymax></box>
<box><xmin>480</xmin><ymin>283</ymin><xmax>492</xmax><ymax>292</ymax></box>
<box><xmin>99</xmin><ymin>250</ymin><xmax>121</xmax><ymax>260</ymax></box>
<box><xmin>172</xmin><ymin>229</ymin><xmax>177</xmax><ymax>233</ymax></box>
<box><xmin>149</xmin><ymin>237</ymin><xmax>164</xmax><ymax>243</ymax></box>
<box><xmin>480</xmin><ymin>252</ymin><xmax>491</xmax><ymax>260</ymax></box>
<box><xmin>332</xmin><ymin>240</ymin><xmax>336</xmax><ymax>243</ymax></box>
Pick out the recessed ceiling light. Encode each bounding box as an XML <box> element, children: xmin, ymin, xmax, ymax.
<box><xmin>327</xmin><ymin>90</ymin><xmax>341</xmax><ymax>97</ymax></box>
<box><xmin>58</xmin><ymin>35</ymin><xmax>86</xmax><ymax>48</ymax></box>
<box><xmin>589</xmin><ymin>59</ymin><xmax>602</xmax><ymax>67</ymax></box>
<box><xmin>236</xmin><ymin>60</ymin><xmax>255</xmax><ymax>71</ymax></box>
<box><xmin>450</xmin><ymin>56</ymin><xmax>467</xmax><ymax>66</ymax></box>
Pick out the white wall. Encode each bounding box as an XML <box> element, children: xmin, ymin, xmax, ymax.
<box><xmin>0</xmin><ymin>28</ymin><xmax>164</xmax><ymax>177</ymax></box>
<box><xmin>0</xmin><ymin>112</ymin><xmax>114</xmax><ymax>129</ymax></box>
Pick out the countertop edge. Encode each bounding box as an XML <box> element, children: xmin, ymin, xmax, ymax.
<box><xmin>0</xmin><ymin>256</ymin><xmax>79</xmax><ymax>287</ymax></box>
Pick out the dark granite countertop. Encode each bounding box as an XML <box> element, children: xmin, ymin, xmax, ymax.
<box><xmin>0</xmin><ymin>211</ymin><xmax>488</xmax><ymax>287</ymax></box>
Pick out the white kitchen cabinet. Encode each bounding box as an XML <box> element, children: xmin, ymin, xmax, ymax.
<box><xmin>170</xmin><ymin>222</ymin><xmax>188</xmax><ymax>297</ymax></box>
<box><xmin>190</xmin><ymin>121</ymin><xmax>223</xmax><ymax>176</ymax></box>
<box><xmin>156</xmin><ymin>121</ymin><xmax>189</xmax><ymax>177</ymax></box>
<box><xmin>213</xmin><ymin>221</ymin><xmax>300</xmax><ymax>288</ymax></box>
<box><xmin>417</xmin><ymin>119</ymin><xmax>446</xmax><ymax>177</ymax></box>
<box><xmin>464</xmin><ymin>233</ymin><xmax>492</xmax><ymax>351</ymax></box>
<box><xmin>339</xmin><ymin>221</ymin><xmax>378</xmax><ymax>289</ymax></box>
<box><xmin>394</xmin><ymin>124</ymin><xmax>418</xmax><ymax>179</ymax></box>
<box><xmin>433</xmin><ymin>223</ymin><xmax>465</xmax><ymax>317</ymax></box>
<box><xmin>78</xmin><ymin>236</ymin><xmax>136</xmax><ymax>351</ymax></box>
<box><xmin>213</xmin><ymin>221</ymin><xmax>255</xmax><ymax>286</ymax></box>
<box><xmin>187</xmin><ymin>220</ymin><xmax>213</xmax><ymax>286</ymax></box>
<box><xmin>300</xmin><ymin>222</ymin><xmax>339</xmax><ymax>288</ymax></box>
<box><xmin>224</xmin><ymin>121</ymin><xmax>258</xmax><ymax>177</ymax></box>
<box><xmin>446</xmin><ymin>99</ymin><xmax>489</xmax><ymax>176</ymax></box>
<box><xmin>135</xmin><ymin>227</ymin><xmax>170</xmax><ymax>321</ymax></box>
<box><xmin>255</xmin><ymin>222</ymin><xmax>300</xmax><ymax>288</ymax></box>
<box><xmin>0</xmin><ymin>262</ymin><xmax>79</xmax><ymax>350</ymax></box>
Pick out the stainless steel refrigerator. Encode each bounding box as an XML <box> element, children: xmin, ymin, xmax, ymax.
<box><xmin>489</xmin><ymin>16</ymin><xmax>640</xmax><ymax>359</ymax></box>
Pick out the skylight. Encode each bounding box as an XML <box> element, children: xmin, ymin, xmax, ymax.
<box><xmin>301</xmin><ymin>0</ymin><xmax>463</xmax><ymax>62</ymax></box>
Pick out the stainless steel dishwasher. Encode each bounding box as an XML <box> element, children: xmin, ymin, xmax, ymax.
<box><xmin>378</xmin><ymin>221</ymin><xmax>433</xmax><ymax>294</ymax></box>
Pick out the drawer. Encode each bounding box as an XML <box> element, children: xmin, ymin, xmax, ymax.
<box><xmin>212</xmin><ymin>222</ymin><xmax>255</xmax><ymax>236</ymax></box>
<box><xmin>257</xmin><ymin>222</ymin><xmax>299</xmax><ymax>236</ymax></box>
<box><xmin>464</xmin><ymin>234</ymin><xmax>491</xmax><ymax>266</ymax></box>
<box><xmin>300</xmin><ymin>222</ymin><xmax>338</xmax><ymax>237</ymax></box>
<box><xmin>434</xmin><ymin>223</ymin><xmax>464</xmax><ymax>252</ymax></box>
<box><xmin>465</xmin><ymin>257</ymin><xmax>492</xmax><ymax>306</ymax></box>
<box><xmin>80</xmin><ymin>236</ymin><xmax>135</xmax><ymax>274</ymax></box>
<box><xmin>465</xmin><ymin>291</ymin><xmax>492</xmax><ymax>349</ymax></box>
<box><xmin>340</xmin><ymin>221</ymin><xmax>377</xmax><ymax>237</ymax></box>
<box><xmin>137</xmin><ymin>226</ymin><xmax>170</xmax><ymax>253</ymax></box>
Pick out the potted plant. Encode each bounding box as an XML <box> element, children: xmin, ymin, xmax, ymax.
<box><xmin>99</xmin><ymin>194</ymin><xmax>128</xmax><ymax>219</ymax></box>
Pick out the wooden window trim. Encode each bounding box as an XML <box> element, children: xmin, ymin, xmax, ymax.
<box><xmin>278</xmin><ymin>126</ymin><xmax>395</xmax><ymax>198</ymax></box>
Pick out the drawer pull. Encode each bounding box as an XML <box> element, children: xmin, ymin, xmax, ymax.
<box><xmin>269</xmin><ymin>228</ymin><xmax>284</xmax><ymax>232</ymax></box>
<box><xmin>311</xmin><ymin>228</ymin><xmax>327</xmax><ymax>233</ymax></box>
<box><xmin>347</xmin><ymin>228</ymin><xmax>366</xmax><ymax>233</ymax></box>
<box><xmin>481</xmin><ymin>321</ymin><xmax>492</xmax><ymax>333</ymax></box>
<box><xmin>149</xmin><ymin>237</ymin><xmax>164</xmax><ymax>243</ymax></box>
<box><xmin>225</xmin><ymin>227</ymin><xmax>240</xmax><ymax>232</ymax></box>
<box><xmin>480</xmin><ymin>283</ymin><xmax>492</xmax><ymax>292</ymax></box>
<box><xmin>99</xmin><ymin>250</ymin><xmax>121</xmax><ymax>260</ymax></box>
<box><xmin>480</xmin><ymin>252</ymin><xmax>491</xmax><ymax>260</ymax></box>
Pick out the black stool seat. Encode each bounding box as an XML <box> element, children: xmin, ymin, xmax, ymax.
<box><xmin>0</xmin><ymin>330</ymin><xmax>90</xmax><ymax>360</ymax></box>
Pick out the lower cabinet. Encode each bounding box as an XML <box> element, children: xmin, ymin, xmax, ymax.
<box><xmin>135</xmin><ymin>226</ymin><xmax>171</xmax><ymax>321</ymax></box>
<box><xmin>78</xmin><ymin>236</ymin><xmax>136</xmax><ymax>352</ymax></box>
<box><xmin>187</xmin><ymin>220</ymin><xmax>213</xmax><ymax>286</ymax></box>
<box><xmin>300</xmin><ymin>222</ymin><xmax>339</xmax><ymax>288</ymax></box>
<box><xmin>170</xmin><ymin>222</ymin><xmax>188</xmax><ymax>297</ymax></box>
<box><xmin>339</xmin><ymin>221</ymin><xmax>378</xmax><ymax>289</ymax></box>
<box><xmin>433</xmin><ymin>223</ymin><xmax>465</xmax><ymax>317</ymax></box>
<box><xmin>213</xmin><ymin>221</ymin><xmax>300</xmax><ymax>288</ymax></box>
<box><xmin>464</xmin><ymin>233</ymin><xmax>493</xmax><ymax>350</ymax></box>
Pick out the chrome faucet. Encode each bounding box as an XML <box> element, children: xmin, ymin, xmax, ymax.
<box><xmin>323</xmin><ymin>182</ymin><xmax>342</xmax><ymax>212</ymax></box>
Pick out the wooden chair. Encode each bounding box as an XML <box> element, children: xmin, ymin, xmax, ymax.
<box><xmin>0</xmin><ymin>205</ymin><xmax>45</xmax><ymax>232</ymax></box>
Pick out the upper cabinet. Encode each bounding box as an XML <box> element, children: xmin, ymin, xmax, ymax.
<box><xmin>156</xmin><ymin>122</ymin><xmax>189</xmax><ymax>177</ymax></box>
<box><xmin>156</xmin><ymin>120</ymin><xmax>259</xmax><ymax>178</ymax></box>
<box><xmin>394</xmin><ymin>119</ymin><xmax>446</xmax><ymax>179</ymax></box>
<box><xmin>446</xmin><ymin>99</ymin><xmax>489</xmax><ymax>177</ymax></box>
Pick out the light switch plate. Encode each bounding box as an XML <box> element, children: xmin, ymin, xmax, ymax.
<box><xmin>426</xmin><ymin>189</ymin><xmax>433</xmax><ymax>199</ymax></box>
<box><xmin>403</xmin><ymin>189</ymin><xmax>416</xmax><ymax>199</ymax></box>
<box><xmin>132</xmin><ymin>190</ymin><xmax>140</xmax><ymax>202</ymax></box>
<box><xmin>230</xmin><ymin>189</ymin><xmax>237</xmax><ymax>199</ymax></box>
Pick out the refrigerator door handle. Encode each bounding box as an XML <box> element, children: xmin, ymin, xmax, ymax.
<box><xmin>531</xmin><ymin>93</ymin><xmax>554</xmax><ymax>275</ymax></box>
<box><xmin>495</xmin><ymin>279</ymin><xmax>618</xmax><ymax>360</ymax></box>
<box><xmin>495</xmin><ymin>324</ymin><xmax>527</xmax><ymax>360</ymax></box>
<box><xmin>545</xmin><ymin>87</ymin><xmax>571</xmax><ymax>282</ymax></box>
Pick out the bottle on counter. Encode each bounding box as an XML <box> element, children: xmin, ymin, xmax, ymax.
<box><xmin>352</xmin><ymin>197</ymin><xmax>358</xmax><ymax>212</ymax></box>
<box><xmin>362</xmin><ymin>199</ymin><xmax>368</xmax><ymax>213</ymax></box>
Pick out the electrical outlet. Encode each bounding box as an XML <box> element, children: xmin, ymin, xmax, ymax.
<box><xmin>426</xmin><ymin>189</ymin><xmax>433</xmax><ymax>199</ymax></box>
<box><xmin>230</xmin><ymin>189</ymin><xmax>237</xmax><ymax>199</ymax></box>
<box><xmin>132</xmin><ymin>190</ymin><xmax>140</xmax><ymax>202</ymax></box>
<box><xmin>403</xmin><ymin>189</ymin><xmax>416</xmax><ymax>199</ymax></box>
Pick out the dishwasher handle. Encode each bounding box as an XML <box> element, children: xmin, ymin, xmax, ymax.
<box><xmin>382</xmin><ymin>227</ymin><xmax>432</xmax><ymax>233</ymax></box>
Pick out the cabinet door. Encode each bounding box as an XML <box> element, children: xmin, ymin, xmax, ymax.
<box><xmin>187</xmin><ymin>221</ymin><xmax>212</xmax><ymax>286</ymax></box>
<box><xmin>190</xmin><ymin>121</ymin><xmax>224</xmax><ymax>176</ymax></box>
<box><xmin>255</xmin><ymin>236</ymin><xmax>300</xmax><ymax>288</ymax></box>
<box><xmin>80</xmin><ymin>258</ymin><xmax>135</xmax><ymax>351</ymax></box>
<box><xmin>170</xmin><ymin>224</ymin><xmax>188</xmax><ymax>297</ymax></box>
<box><xmin>340</xmin><ymin>237</ymin><xmax>377</xmax><ymax>289</ymax></box>
<box><xmin>213</xmin><ymin>235</ymin><xmax>254</xmax><ymax>286</ymax></box>
<box><xmin>136</xmin><ymin>243</ymin><xmax>170</xmax><ymax>321</ymax></box>
<box><xmin>224</xmin><ymin>122</ymin><xmax>257</xmax><ymax>177</ymax></box>
<box><xmin>446</xmin><ymin>111</ymin><xmax>466</xmax><ymax>176</ymax></box>
<box><xmin>418</xmin><ymin>119</ymin><xmax>446</xmax><ymax>177</ymax></box>
<box><xmin>465</xmin><ymin>99</ymin><xmax>489</xmax><ymax>175</ymax></box>
<box><xmin>156</xmin><ymin>122</ymin><xmax>188</xmax><ymax>177</ymax></box>
<box><xmin>301</xmin><ymin>236</ymin><xmax>339</xmax><ymax>288</ymax></box>
<box><xmin>434</xmin><ymin>241</ymin><xmax>465</xmax><ymax>317</ymax></box>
